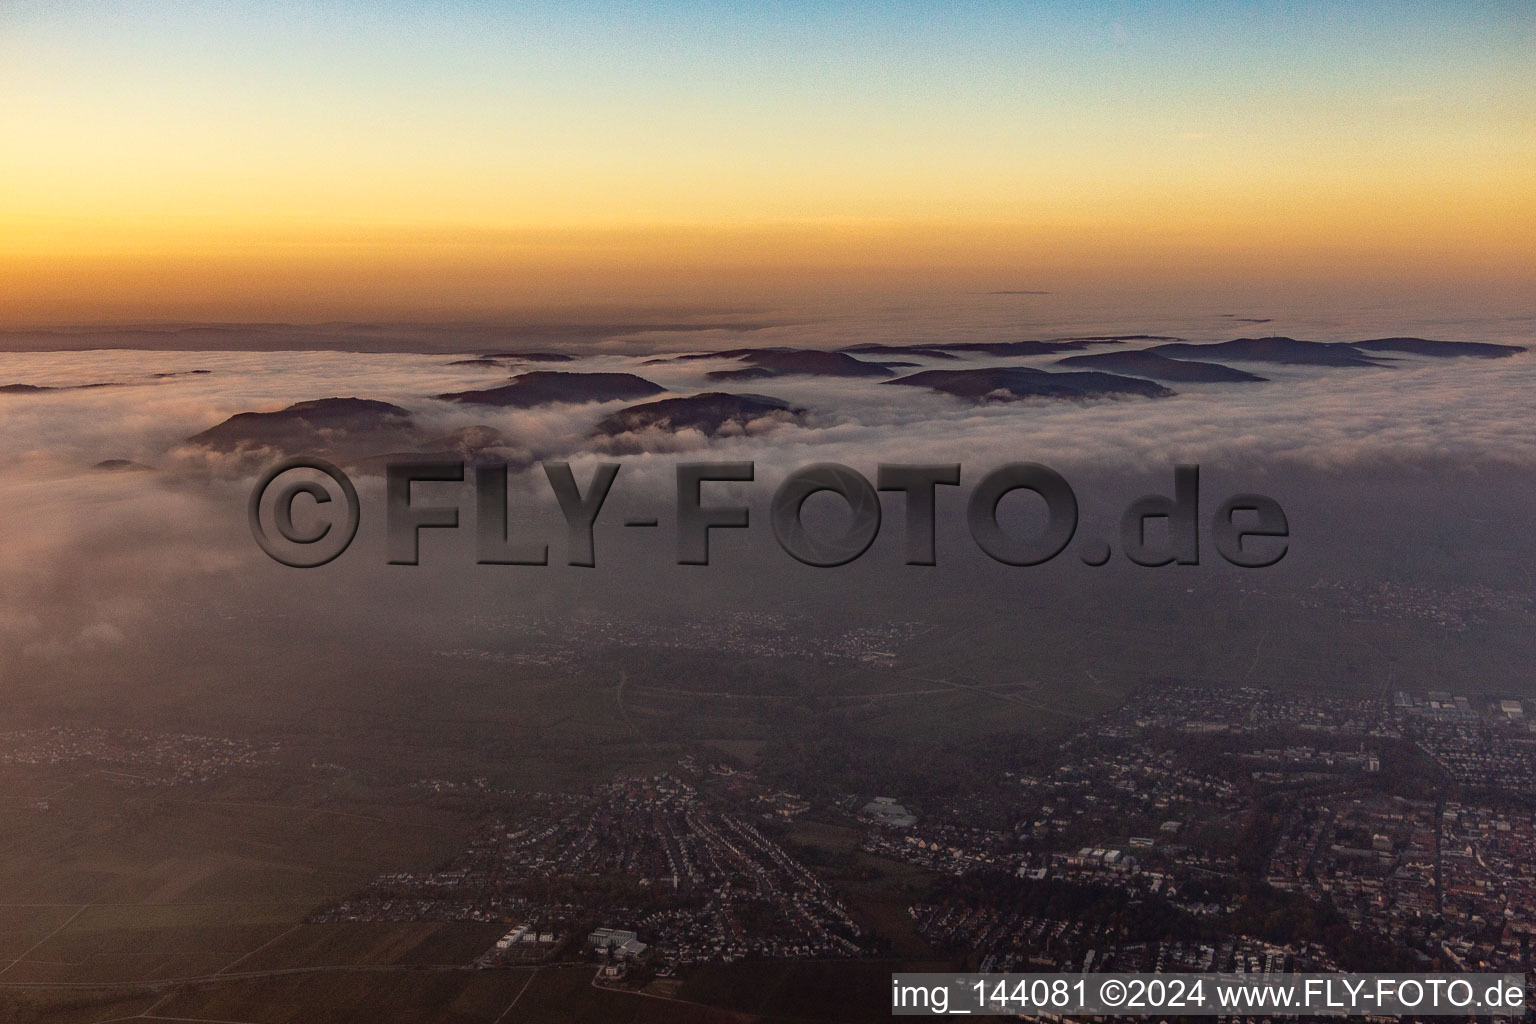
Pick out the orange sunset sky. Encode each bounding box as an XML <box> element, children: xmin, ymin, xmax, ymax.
<box><xmin>2</xmin><ymin>1</ymin><xmax>1532</xmax><ymax>321</ymax></box>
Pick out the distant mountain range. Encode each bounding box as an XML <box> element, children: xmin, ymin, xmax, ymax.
<box><xmin>1151</xmin><ymin>338</ymin><xmax>1389</xmax><ymax>367</ymax></box>
<box><xmin>185</xmin><ymin>397</ymin><xmax>419</xmax><ymax>459</ymax></box>
<box><xmin>1055</xmin><ymin>350</ymin><xmax>1267</xmax><ymax>382</ymax></box>
<box><xmin>655</xmin><ymin>348</ymin><xmax>896</xmax><ymax>379</ymax></box>
<box><xmin>478</xmin><ymin>351</ymin><xmax>574</xmax><ymax>362</ymax></box>
<box><xmin>437</xmin><ymin>371</ymin><xmax>666</xmax><ymax>407</ymax></box>
<box><xmin>885</xmin><ymin>367</ymin><xmax>1173</xmax><ymax>402</ymax></box>
<box><xmin>834</xmin><ymin>345</ymin><xmax>961</xmax><ymax>360</ymax></box>
<box><xmin>840</xmin><ymin>336</ymin><xmax>1179</xmax><ymax>358</ymax></box>
<box><xmin>161</xmin><ymin>334</ymin><xmax>1525</xmax><ymax>466</ymax></box>
<box><xmin>833</xmin><ymin>335</ymin><xmax>1525</xmax><ymax>369</ymax></box>
<box><xmin>185</xmin><ymin>399</ymin><xmax>532</xmax><ymax>467</ymax></box>
<box><xmin>705</xmin><ymin>366</ymin><xmax>780</xmax><ymax>382</ymax></box>
<box><xmin>1148</xmin><ymin>336</ymin><xmax>1525</xmax><ymax>367</ymax></box>
<box><xmin>1349</xmin><ymin>337</ymin><xmax>1526</xmax><ymax>358</ymax></box>
<box><xmin>595</xmin><ymin>393</ymin><xmax>805</xmax><ymax>437</ymax></box>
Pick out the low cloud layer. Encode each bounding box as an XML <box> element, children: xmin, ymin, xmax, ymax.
<box><xmin>9</xmin><ymin>338</ymin><xmax>1536</xmax><ymax>482</ymax></box>
<box><xmin>2</xmin><ymin>315</ymin><xmax>1534</xmax><ymax>686</ymax></box>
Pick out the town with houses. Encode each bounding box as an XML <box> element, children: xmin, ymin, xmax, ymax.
<box><xmin>298</xmin><ymin>681</ymin><xmax>1536</xmax><ymax>1001</ymax></box>
<box><xmin>14</xmin><ymin>680</ymin><xmax>1536</xmax><ymax>1003</ymax></box>
<box><xmin>0</xmin><ymin>726</ymin><xmax>268</xmax><ymax>788</ymax></box>
<box><xmin>315</xmin><ymin>771</ymin><xmax>866</xmax><ymax>973</ymax></box>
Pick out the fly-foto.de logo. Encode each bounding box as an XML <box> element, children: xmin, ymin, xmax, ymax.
<box><xmin>248</xmin><ymin>458</ymin><xmax>1288</xmax><ymax>571</ymax></box>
